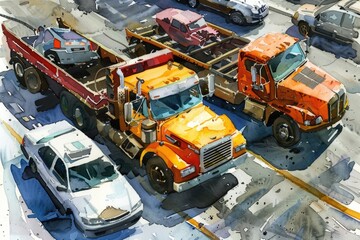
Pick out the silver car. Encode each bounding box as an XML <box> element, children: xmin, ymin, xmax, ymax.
<box><xmin>21</xmin><ymin>120</ymin><xmax>143</xmax><ymax>237</ymax></box>
<box><xmin>33</xmin><ymin>27</ymin><xmax>99</xmax><ymax>66</ymax></box>
<box><xmin>292</xmin><ymin>0</ymin><xmax>360</xmax><ymax>43</ymax></box>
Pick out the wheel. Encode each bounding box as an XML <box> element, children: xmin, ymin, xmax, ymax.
<box><xmin>146</xmin><ymin>156</ymin><xmax>174</xmax><ymax>194</ymax></box>
<box><xmin>60</xmin><ymin>91</ymin><xmax>77</xmax><ymax>119</ymax></box>
<box><xmin>45</xmin><ymin>51</ymin><xmax>61</xmax><ymax>65</ymax></box>
<box><xmin>298</xmin><ymin>21</ymin><xmax>310</xmax><ymax>36</ymax></box>
<box><xmin>154</xmin><ymin>25</ymin><xmax>165</xmax><ymax>36</ymax></box>
<box><xmin>230</xmin><ymin>11</ymin><xmax>246</xmax><ymax>25</ymax></box>
<box><xmin>272</xmin><ymin>115</ymin><xmax>301</xmax><ymax>148</ymax></box>
<box><xmin>29</xmin><ymin>158</ymin><xmax>37</xmax><ymax>174</ymax></box>
<box><xmin>188</xmin><ymin>0</ymin><xmax>199</xmax><ymax>8</ymax></box>
<box><xmin>24</xmin><ymin>67</ymin><xmax>44</xmax><ymax>94</ymax></box>
<box><xmin>12</xmin><ymin>57</ymin><xmax>26</xmax><ymax>87</ymax></box>
<box><xmin>72</xmin><ymin>101</ymin><xmax>98</xmax><ymax>138</ymax></box>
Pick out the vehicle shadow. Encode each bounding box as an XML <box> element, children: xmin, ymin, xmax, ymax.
<box><xmin>285</xmin><ymin>25</ymin><xmax>357</xmax><ymax>62</ymax></box>
<box><xmin>248</xmin><ymin>124</ymin><xmax>343</xmax><ymax>171</ymax></box>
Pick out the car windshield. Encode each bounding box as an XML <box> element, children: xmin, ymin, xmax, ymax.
<box><xmin>188</xmin><ymin>18</ymin><xmax>207</xmax><ymax>31</ymax></box>
<box><xmin>52</xmin><ymin>28</ymin><xmax>84</xmax><ymax>40</ymax></box>
<box><xmin>69</xmin><ymin>158</ymin><xmax>118</xmax><ymax>192</ymax></box>
<box><xmin>150</xmin><ymin>84</ymin><xmax>202</xmax><ymax>120</ymax></box>
<box><xmin>268</xmin><ymin>43</ymin><xmax>306</xmax><ymax>82</ymax></box>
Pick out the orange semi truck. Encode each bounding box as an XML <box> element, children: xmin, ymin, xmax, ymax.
<box><xmin>126</xmin><ymin>21</ymin><xmax>349</xmax><ymax>147</ymax></box>
<box><xmin>2</xmin><ymin>20</ymin><xmax>247</xmax><ymax>194</ymax></box>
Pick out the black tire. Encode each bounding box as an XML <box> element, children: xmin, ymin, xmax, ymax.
<box><xmin>45</xmin><ymin>51</ymin><xmax>61</xmax><ymax>65</ymax></box>
<box><xmin>188</xmin><ymin>0</ymin><xmax>199</xmax><ymax>8</ymax></box>
<box><xmin>60</xmin><ymin>91</ymin><xmax>77</xmax><ymax>119</ymax></box>
<box><xmin>230</xmin><ymin>11</ymin><xmax>246</xmax><ymax>25</ymax></box>
<box><xmin>29</xmin><ymin>158</ymin><xmax>37</xmax><ymax>174</ymax></box>
<box><xmin>298</xmin><ymin>21</ymin><xmax>310</xmax><ymax>36</ymax></box>
<box><xmin>154</xmin><ymin>25</ymin><xmax>166</xmax><ymax>36</ymax></box>
<box><xmin>146</xmin><ymin>156</ymin><xmax>174</xmax><ymax>194</ymax></box>
<box><xmin>272</xmin><ymin>115</ymin><xmax>301</xmax><ymax>148</ymax></box>
<box><xmin>12</xmin><ymin>57</ymin><xmax>26</xmax><ymax>87</ymax></box>
<box><xmin>72</xmin><ymin>101</ymin><xmax>98</xmax><ymax>138</ymax></box>
<box><xmin>24</xmin><ymin>67</ymin><xmax>44</xmax><ymax>94</ymax></box>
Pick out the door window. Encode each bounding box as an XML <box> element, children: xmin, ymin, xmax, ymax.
<box><xmin>44</xmin><ymin>30</ymin><xmax>54</xmax><ymax>42</ymax></box>
<box><xmin>53</xmin><ymin>158</ymin><xmax>68</xmax><ymax>187</ymax></box>
<box><xmin>171</xmin><ymin>19</ymin><xmax>181</xmax><ymax>29</ymax></box>
<box><xmin>38</xmin><ymin>146</ymin><xmax>56</xmax><ymax>169</ymax></box>
<box><xmin>320</xmin><ymin>11</ymin><xmax>343</xmax><ymax>26</ymax></box>
<box><xmin>341</xmin><ymin>13</ymin><xmax>355</xmax><ymax>29</ymax></box>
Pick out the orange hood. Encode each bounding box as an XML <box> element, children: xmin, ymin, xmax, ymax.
<box><xmin>161</xmin><ymin>104</ymin><xmax>236</xmax><ymax>149</ymax></box>
<box><xmin>277</xmin><ymin>62</ymin><xmax>345</xmax><ymax>114</ymax></box>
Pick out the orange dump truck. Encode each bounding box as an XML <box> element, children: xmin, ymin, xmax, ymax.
<box><xmin>2</xmin><ymin>20</ymin><xmax>247</xmax><ymax>194</ymax></box>
<box><xmin>126</xmin><ymin>24</ymin><xmax>348</xmax><ymax>147</ymax></box>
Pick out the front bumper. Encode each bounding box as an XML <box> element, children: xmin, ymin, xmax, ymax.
<box><xmin>246</xmin><ymin>8</ymin><xmax>269</xmax><ymax>23</ymax></box>
<box><xmin>300</xmin><ymin>109</ymin><xmax>348</xmax><ymax>132</ymax></box>
<box><xmin>173</xmin><ymin>152</ymin><xmax>249</xmax><ymax>192</ymax></box>
<box><xmin>78</xmin><ymin>208</ymin><xmax>143</xmax><ymax>238</ymax></box>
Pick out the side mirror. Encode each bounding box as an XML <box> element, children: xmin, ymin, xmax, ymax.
<box><xmin>354</xmin><ymin>31</ymin><xmax>359</xmax><ymax>38</ymax></box>
<box><xmin>124</xmin><ymin>102</ymin><xmax>133</xmax><ymax>124</ymax></box>
<box><xmin>56</xmin><ymin>185</ymin><xmax>67</xmax><ymax>192</ymax></box>
<box><xmin>251</xmin><ymin>66</ymin><xmax>257</xmax><ymax>84</ymax></box>
<box><xmin>207</xmin><ymin>74</ymin><xmax>215</xmax><ymax>97</ymax></box>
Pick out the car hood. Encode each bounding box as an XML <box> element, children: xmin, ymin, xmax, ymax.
<box><xmin>161</xmin><ymin>104</ymin><xmax>236</xmax><ymax>149</ymax></box>
<box><xmin>71</xmin><ymin>177</ymin><xmax>140</xmax><ymax>220</ymax></box>
<box><xmin>229</xmin><ymin>0</ymin><xmax>266</xmax><ymax>9</ymax></box>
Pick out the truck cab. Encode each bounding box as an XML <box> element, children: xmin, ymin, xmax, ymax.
<box><xmin>238</xmin><ymin>33</ymin><xmax>348</xmax><ymax>147</ymax></box>
<box><xmin>107</xmin><ymin>49</ymin><xmax>247</xmax><ymax>194</ymax></box>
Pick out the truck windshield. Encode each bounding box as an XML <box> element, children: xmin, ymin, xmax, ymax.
<box><xmin>150</xmin><ymin>84</ymin><xmax>202</xmax><ymax>120</ymax></box>
<box><xmin>268</xmin><ymin>43</ymin><xmax>305</xmax><ymax>82</ymax></box>
<box><xmin>188</xmin><ymin>18</ymin><xmax>207</xmax><ymax>31</ymax></box>
<box><xmin>68</xmin><ymin>158</ymin><xmax>118</xmax><ymax>192</ymax></box>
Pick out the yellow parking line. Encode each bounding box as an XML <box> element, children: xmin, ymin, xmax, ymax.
<box><xmin>186</xmin><ymin>217</ymin><xmax>219</xmax><ymax>240</ymax></box>
<box><xmin>2</xmin><ymin>120</ymin><xmax>23</xmax><ymax>144</ymax></box>
<box><xmin>248</xmin><ymin>150</ymin><xmax>360</xmax><ymax>220</ymax></box>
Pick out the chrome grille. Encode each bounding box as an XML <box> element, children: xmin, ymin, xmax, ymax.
<box><xmin>328</xmin><ymin>90</ymin><xmax>346</xmax><ymax>121</ymax></box>
<box><xmin>200</xmin><ymin>136</ymin><xmax>232</xmax><ymax>172</ymax></box>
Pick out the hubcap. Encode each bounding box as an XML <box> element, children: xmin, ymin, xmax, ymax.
<box><xmin>15</xmin><ymin>63</ymin><xmax>24</xmax><ymax>77</ymax></box>
<box><xmin>278</xmin><ymin>124</ymin><xmax>290</xmax><ymax>140</ymax></box>
<box><xmin>231</xmin><ymin>15</ymin><xmax>243</xmax><ymax>24</ymax></box>
<box><xmin>74</xmin><ymin>108</ymin><xmax>84</xmax><ymax>127</ymax></box>
<box><xmin>150</xmin><ymin>166</ymin><xmax>166</xmax><ymax>184</ymax></box>
<box><xmin>188</xmin><ymin>0</ymin><xmax>197</xmax><ymax>7</ymax></box>
<box><xmin>27</xmin><ymin>73</ymin><xmax>40</xmax><ymax>89</ymax></box>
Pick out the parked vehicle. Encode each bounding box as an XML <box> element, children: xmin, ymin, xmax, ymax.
<box><xmin>33</xmin><ymin>26</ymin><xmax>99</xmax><ymax>66</ymax></box>
<box><xmin>20</xmin><ymin>120</ymin><xmax>143</xmax><ymax>238</ymax></box>
<box><xmin>3</xmin><ymin>20</ymin><xmax>248</xmax><ymax>195</ymax></box>
<box><xmin>180</xmin><ymin>0</ymin><xmax>269</xmax><ymax>25</ymax></box>
<box><xmin>292</xmin><ymin>0</ymin><xmax>360</xmax><ymax>43</ymax></box>
<box><xmin>126</xmin><ymin>21</ymin><xmax>349</xmax><ymax>148</ymax></box>
<box><xmin>155</xmin><ymin>8</ymin><xmax>220</xmax><ymax>48</ymax></box>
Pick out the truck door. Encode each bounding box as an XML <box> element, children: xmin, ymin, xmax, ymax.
<box><xmin>169</xmin><ymin>19</ymin><xmax>188</xmax><ymax>46</ymax></box>
<box><xmin>315</xmin><ymin>10</ymin><xmax>342</xmax><ymax>39</ymax></box>
<box><xmin>245</xmin><ymin>59</ymin><xmax>272</xmax><ymax>101</ymax></box>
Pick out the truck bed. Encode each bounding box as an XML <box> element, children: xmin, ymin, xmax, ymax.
<box><xmin>126</xmin><ymin>22</ymin><xmax>249</xmax><ymax>81</ymax></box>
<box><xmin>3</xmin><ymin>21</ymin><xmax>117</xmax><ymax>110</ymax></box>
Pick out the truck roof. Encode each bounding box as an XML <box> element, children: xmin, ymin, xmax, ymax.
<box><xmin>241</xmin><ymin>33</ymin><xmax>298</xmax><ymax>63</ymax></box>
<box><xmin>125</xmin><ymin>63</ymin><xmax>197</xmax><ymax>95</ymax></box>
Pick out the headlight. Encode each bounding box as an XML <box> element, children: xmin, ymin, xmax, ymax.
<box><xmin>315</xmin><ymin>116</ymin><xmax>323</xmax><ymax>125</ymax></box>
<box><xmin>180</xmin><ymin>165</ymin><xmax>196</xmax><ymax>178</ymax></box>
<box><xmin>234</xmin><ymin>144</ymin><xmax>246</xmax><ymax>153</ymax></box>
<box><xmin>81</xmin><ymin>217</ymin><xmax>105</xmax><ymax>225</ymax></box>
<box><xmin>304</xmin><ymin>120</ymin><xmax>311</xmax><ymax>126</ymax></box>
<box><xmin>293</xmin><ymin>12</ymin><xmax>299</xmax><ymax>20</ymax></box>
<box><xmin>132</xmin><ymin>200</ymin><xmax>142</xmax><ymax>212</ymax></box>
<box><xmin>251</xmin><ymin>7</ymin><xmax>258</xmax><ymax>14</ymax></box>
